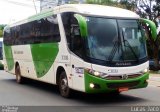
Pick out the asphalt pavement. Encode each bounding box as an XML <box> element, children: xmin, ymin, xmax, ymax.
<box><xmin>0</xmin><ymin>70</ymin><xmax>160</xmax><ymax>112</ymax></box>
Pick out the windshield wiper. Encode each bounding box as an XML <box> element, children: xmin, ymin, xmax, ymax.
<box><xmin>121</xmin><ymin>30</ymin><xmax>139</xmax><ymax>62</ymax></box>
<box><xmin>108</xmin><ymin>39</ymin><xmax>121</xmax><ymax>62</ymax></box>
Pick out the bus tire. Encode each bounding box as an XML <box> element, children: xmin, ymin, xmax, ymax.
<box><xmin>15</xmin><ymin>65</ymin><xmax>23</xmax><ymax>84</ymax></box>
<box><xmin>59</xmin><ymin>71</ymin><xmax>71</xmax><ymax>98</ymax></box>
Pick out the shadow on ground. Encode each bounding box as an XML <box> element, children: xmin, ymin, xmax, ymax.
<box><xmin>4</xmin><ymin>77</ymin><xmax>148</xmax><ymax>105</ymax></box>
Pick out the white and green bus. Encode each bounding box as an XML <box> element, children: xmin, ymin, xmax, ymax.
<box><xmin>3</xmin><ymin>4</ymin><xmax>157</xmax><ymax>97</ymax></box>
<box><xmin>0</xmin><ymin>38</ymin><xmax>3</xmax><ymax>69</ymax></box>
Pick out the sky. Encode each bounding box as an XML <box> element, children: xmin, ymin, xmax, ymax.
<box><xmin>0</xmin><ymin>0</ymin><xmax>156</xmax><ymax>25</ymax></box>
<box><xmin>0</xmin><ymin>0</ymin><xmax>40</xmax><ymax>24</ymax></box>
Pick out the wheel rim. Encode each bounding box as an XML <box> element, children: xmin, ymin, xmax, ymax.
<box><xmin>60</xmin><ymin>76</ymin><xmax>69</xmax><ymax>96</ymax></box>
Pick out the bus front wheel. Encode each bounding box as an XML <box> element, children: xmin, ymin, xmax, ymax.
<box><xmin>59</xmin><ymin>72</ymin><xmax>71</xmax><ymax>98</ymax></box>
<box><xmin>15</xmin><ymin>65</ymin><xmax>23</xmax><ymax>84</ymax></box>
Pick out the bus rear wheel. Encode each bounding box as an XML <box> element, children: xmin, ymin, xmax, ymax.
<box><xmin>59</xmin><ymin>72</ymin><xmax>71</xmax><ymax>98</ymax></box>
<box><xmin>15</xmin><ymin>65</ymin><xmax>23</xmax><ymax>84</ymax></box>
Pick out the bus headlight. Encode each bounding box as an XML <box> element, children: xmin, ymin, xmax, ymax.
<box><xmin>85</xmin><ymin>68</ymin><xmax>106</xmax><ymax>77</ymax></box>
<box><xmin>94</xmin><ymin>71</ymin><xmax>100</xmax><ymax>76</ymax></box>
<box><xmin>141</xmin><ymin>68</ymin><xmax>149</xmax><ymax>73</ymax></box>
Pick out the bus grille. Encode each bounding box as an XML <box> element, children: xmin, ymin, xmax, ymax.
<box><xmin>107</xmin><ymin>81</ymin><xmax>139</xmax><ymax>89</ymax></box>
<box><xmin>105</xmin><ymin>74</ymin><xmax>142</xmax><ymax>80</ymax></box>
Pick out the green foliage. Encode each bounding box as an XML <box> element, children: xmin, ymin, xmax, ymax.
<box><xmin>85</xmin><ymin>0</ymin><xmax>135</xmax><ymax>10</ymax></box>
<box><xmin>0</xmin><ymin>30</ymin><xmax>3</xmax><ymax>37</ymax></box>
<box><xmin>153</xmin><ymin>0</ymin><xmax>160</xmax><ymax>19</ymax></box>
<box><xmin>119</xmin><ymin>0</ymin><xmax>136</xmax><ymax>11</ymax></box>
<box><xmin>0</xmin><ymin>24</ymin><xmax>6</xmax><ymax>37</ymax></box>
<box><xmin>68</xmin><ymin>0</ymin><xmax>79</xmax><ymax>3</ymax></box>
<box><xmin>0</xmin><ymin>25</ymin><xmax>5</xmax><ymax>30</ymax></box>
<box><xmin>86</xmin><ymin>0</ymin><xmax>116</xmax><ymax>6</ymax></box>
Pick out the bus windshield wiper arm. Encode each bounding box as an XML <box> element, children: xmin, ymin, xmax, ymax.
<box><xmin>122</xmin><ymin>30</ymin><xmax>139</xmax><ymax>62</ymax></box>
<box><xmin>108</xmin><ymin>39</ymin><xmax>121</xmax><ymax>62</ymax></box>
<box><xmin>108</xmin><ymin>41</ymin><xmax>118</xmax><ymax>62</ymax></box>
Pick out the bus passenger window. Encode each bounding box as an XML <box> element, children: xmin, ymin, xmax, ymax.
<box><xmin>4</xmin><ymin>28</ymin><xmax>11</xmax><ymax>45</ymax></box>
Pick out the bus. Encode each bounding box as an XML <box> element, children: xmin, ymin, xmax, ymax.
<box><xmin>3</xmin><ymin>4</ymin><xmax>157</xmax><ymax>97</ymax></box>
<box><xmin>0</xmin><ymin>38</ymin><xmax>3</xmax><ymax>69</ymax></box>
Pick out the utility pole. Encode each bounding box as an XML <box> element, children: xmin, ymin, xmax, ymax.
<box><xmin>149</xmin><ymin>0</ymin><xmax>152</xmax><ymax>20</ymax></box>
<box><xmin>33</xmin><ymin>0</ymin><xmax>38</xmax><ymax>14</ymax></box>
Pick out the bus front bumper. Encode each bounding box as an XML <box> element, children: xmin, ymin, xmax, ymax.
<box><xmin>84</xmin><ymin>72</ymin><xmax>149</xmax><ymax>93</ymax></box>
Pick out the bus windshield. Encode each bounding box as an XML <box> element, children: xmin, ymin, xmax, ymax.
<box><xmin>85</xmin><ymin>17</ymin><xmax>147</xmax><ymax>62</ymax></box>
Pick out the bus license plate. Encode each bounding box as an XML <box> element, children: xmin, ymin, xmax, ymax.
<box><xmin>118</xmin><ymin>87</ymin><xmax>129</xmax><ymax>92</ymax></box>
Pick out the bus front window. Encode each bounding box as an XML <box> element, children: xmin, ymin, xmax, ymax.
<box><xmin>85</xmin><ymin>17</ymin><xmax>147</xmax><ymax>64</ymax></box>
<box><xmin>118</xmin><ymin>20</ymin><xmax>147</xmax><ymax>61</ymax></box>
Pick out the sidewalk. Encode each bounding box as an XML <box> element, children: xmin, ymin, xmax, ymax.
<box><xmin>149</xmin><ymin>73</ymin><xmax>160</xmax><ymax>87</ymax></box>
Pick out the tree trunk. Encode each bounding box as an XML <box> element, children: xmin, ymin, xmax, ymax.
<box><xmin>153</xmin><ymin>45</ymin><xmax>160</xmax><ymax>70</ymax></box>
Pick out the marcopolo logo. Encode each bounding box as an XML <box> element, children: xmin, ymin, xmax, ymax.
<box><xmin>121</xmin><ymin>74</ymin><xmax>128</xmax><ymax>80</ymax></box>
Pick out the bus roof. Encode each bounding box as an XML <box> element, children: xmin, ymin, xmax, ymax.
<box><xmin>59</xmin><ymin>4</ymin><xmax>139</xmax><ymax>18</ymax></box>
<box><xmin>8</xmin><ymin>4</ymin><xmax>139</xmax><ymax>27</ymax></box>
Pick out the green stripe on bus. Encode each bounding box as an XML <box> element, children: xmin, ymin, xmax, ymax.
<box><xmin>30</xmin><ymin>43</ymin><xmax>59</xmax><ymax>78</ymax></box>
<box><xmin>3</xmin><ymin>45</ymin><xmax>14</xmax><ymax>71</ymax></box>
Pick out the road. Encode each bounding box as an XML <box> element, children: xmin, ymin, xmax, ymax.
<box><xmin>0</xmin><ymin>70</ymin><xmax>160</xmax><ymax>111</ymax></box>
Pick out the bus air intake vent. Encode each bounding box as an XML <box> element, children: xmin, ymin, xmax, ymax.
<box><xmin>107</xmin><ymin>81</ymin><xmax>139</xmax><ymax>89</ymax></box>
<box><xmin>105</xmin><ymin>74</ymin><xmax>142</xmax><ymax>80</ymax></box>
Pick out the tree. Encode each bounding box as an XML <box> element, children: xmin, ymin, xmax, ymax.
<box><xmin>86</xmin><ymin>0</ymin><xmax>117</xmax><ymax>6</ymax></box>
<box><xmin>0</xmin><ymin>30</ymin><xmax>3</xmax><ymax>37</ymax></box>
<box><xmin>86</xmin><ymin>0</ymin><xmax>135</xmax><ymax>10</ymax></box>
<box><xmin>135</xmin><ymin>0</ymin><xmax>160</xmax><ymax>70</ymax></box>
<box><xmin>119</xmin><ymin>0</ymin><xmax>136</xmax><ymax>11</ymax></box>
<box><xmin>0</xmin><ymin>24</ymin><xmax>6</xmax><ymax>37</ymax></box>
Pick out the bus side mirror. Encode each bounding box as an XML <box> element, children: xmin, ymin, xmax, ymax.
<box><xmin>140</xmin><ymin>18</ymin><xmax>157</xmax><ymax>41</ymax></box>
<box><xmin>74</xmin><ymin>14</ymin><xmax>88</xmax><ymax>38</ymax></box>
